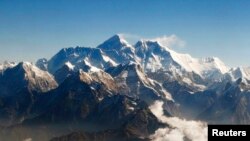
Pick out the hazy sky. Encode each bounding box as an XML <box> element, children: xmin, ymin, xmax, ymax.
<box><xmin>1</xmin><ymin>0</ymin><xmax>250</xmax><ymax>67</ymax></box>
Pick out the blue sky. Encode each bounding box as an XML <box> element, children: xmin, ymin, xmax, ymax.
<box><xmin>0</xmin><ymin>0</ymin><xmax>250</xmax><ymax>67</ymax></box>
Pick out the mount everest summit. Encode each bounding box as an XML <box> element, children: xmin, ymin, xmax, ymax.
<box><xmin>0</xmin><ymin>34</ymin><xmax>250</xmax><ymax>141</ymax></box>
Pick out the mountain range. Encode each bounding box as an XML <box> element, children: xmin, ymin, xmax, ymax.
<box><xmin>0</xmin><ymin>34</ymin><xmax>250</xmax><ymax>141</ymax></box>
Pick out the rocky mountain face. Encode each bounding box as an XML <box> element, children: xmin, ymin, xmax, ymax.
<box><xmin>0</xmin><ymin>62</ymin><xmax>58</xmax><ymax>126</ymax></box>
<box><xmin>0</xmin><ymin>34</ymin><xmax>250</xmax><ymax>141</ymax></box>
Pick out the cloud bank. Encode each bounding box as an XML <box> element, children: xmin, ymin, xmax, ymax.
<box><xmin>149</xmin><ymin>101</ymin><xmax>207</xmax><ymax>141</ymax></box>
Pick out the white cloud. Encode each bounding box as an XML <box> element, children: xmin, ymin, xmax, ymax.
<box><xmin>151</xmin><ymin>35</ymin><xmax>186</xmax><ymax>49</ymax></box>
<box><xmin>149</xmin><ymin>101</ymin><xmax>207</xmax><ymax>141</ymax></box>
<box><xmin>152</xmin><ymin>128</ymin><xmax>184</xmax><ymax>141</ymax></box>
<box><xmin>23</xmin><ymin>138</ymin><xmax>32</xmax><ymax>141</ymax></box>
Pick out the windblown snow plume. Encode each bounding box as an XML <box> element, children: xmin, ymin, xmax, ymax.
<box><xmin>151</xmin><ymin>35</ymin><xmax>186</xmax><ymax>49</ymax></box>
<box><xmin>149</xmin><ymin>101</ymin><xmax>207</xmax><ymax>141</ymax></box>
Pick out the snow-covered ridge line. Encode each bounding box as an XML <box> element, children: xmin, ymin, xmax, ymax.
<box><xmin>134</xmin><ymin>39</ymin><xmax>229</xmax><ymax>80</ymax></box>
<box><xmin>29</xmin><ymin>34</ymin><xmax>247</xmax><ymax>81</ymax></box>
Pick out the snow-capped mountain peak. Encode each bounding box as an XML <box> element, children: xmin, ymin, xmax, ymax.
<box><xmin>96</xmin><ymin>35</ymin><xmax>137</xmax><ymax>64</ymax></box>
<box><xmin>35</xmin><ymin>58</ymin><xmax>48</xmax><ymax>71</ymax></box>
<box><xmin>46</xmin><ymin>46</ymin><xmax>117</xmax><ymax>74</ymax></box>
<box><xmin>97</xmin><ymin>34</ymin><xmax>133</xmax><ymax>51</ymax></box>
<box><xmin>226</xmin><ymin>66</ymin><xmax>250</xmax><ymax>81</ymax></box>
<box><xmin>200</xmin><ymin>57</ymin><xmax>229</xmax><ymax>73</ymax></box>
<box><xmin>17</xmin><ymin>62</ymin><xmax>57</xmax><ymax>85</ymax></box>
<box><xmin>168</xmin><ymin>52</ymin><xmax>229</xmax><ymax>80</ymax></box>
<box><xmin>0</xmin><ymin>62</ymin><xmax>58</xmax><ymax>93</ymax></box>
